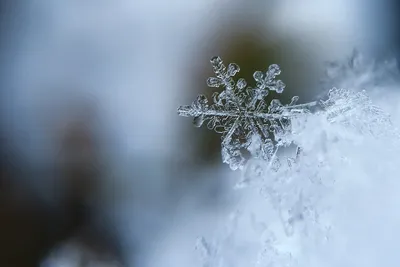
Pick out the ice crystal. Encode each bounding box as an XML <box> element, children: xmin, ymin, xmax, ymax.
<box><xmin>178</xmin><ymin>56</ymin><xmax>318</xmax><ymax>170</ymax></box>
<box><xmin>178</xmin><ymin>52</ymin><xmax>400</xmax><ymax>267</ymax></box>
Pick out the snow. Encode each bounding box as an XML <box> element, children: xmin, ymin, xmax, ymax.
<box><xmin>2</xmin><ymin>1</ymin><xmax>399</xmax><ymax>266</ymax></box>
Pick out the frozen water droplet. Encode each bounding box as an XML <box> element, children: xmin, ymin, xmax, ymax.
<box><xmin>224</xmin><ymin>78</ymin><xmax>235</xmax><ymax>89</ymax></box>
<box><xmin>192</xmin><ymin>95</ymin><xmax>208</xmax><ymax>111</ymax></box>
<box><xmin>267</xmin><ymin>64</ymin><xmax>281</xmax><ymax>79</ymax></box>
<box><xmin>210</xmin><ymin>56</ymin><xmax>223</xmax><ymax>73</ymax></box>
<box><xmin>207</xmin><ymin>77</ymin><xmax>222</xmax><ymax>87</ymax></box>
<box><xmin>227</xmin><ymin>63</ymin><xmax>240</xmax><ymax>77</ymax></box>
<box><xmin>253</xmin><ymin>71</ymin><xmax>264</xmax><ymax>82</ymax></box>
<box><xmin>236</xmin><ymin>78</ymin><xmax>247</xmax><ymax>90</ymax></box>
<box><xmin>210</xmin><ymin>56</ymin><xmax>221</xmax><ymax>64</ymax></box>
<box><xmin>196</xmin><ymin>94</ymin><xmax>208</xmax><ymax>105</ymax></box>
<box><xmin>275</xmin><ymin>80</ymin><xmax>285</xmax><ymax>93</ymax></box>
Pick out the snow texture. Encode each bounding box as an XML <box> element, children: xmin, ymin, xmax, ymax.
<box><xmin>178</xmin><ymin>53</ymin><xmax>400</xmax><ymax>267</ymax></box>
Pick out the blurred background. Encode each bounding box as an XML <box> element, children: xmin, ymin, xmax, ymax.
<box><xmin>0</xmin><ymin>0</ymin><xmax>399</xmax><ymax>266</ymax></box>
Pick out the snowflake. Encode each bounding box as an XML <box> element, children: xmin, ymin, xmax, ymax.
<box><xmin>178</xmin><ymin>56</ymin><xmax>318</xmax><ymax>170</ymax></box>
<box><xmin>178</xmin><ymin>52</ymin><xmax>399</xmax><ymax>267</ymax></box>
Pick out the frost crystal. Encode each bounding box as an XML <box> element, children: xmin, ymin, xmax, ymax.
<box><xmin>178</xmin><ymin>56</ymin><xmax>318</xmax><ymax>170</ymax></box>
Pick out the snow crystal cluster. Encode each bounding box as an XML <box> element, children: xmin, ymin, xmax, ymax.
<box><xmin>178</xmin><ymin>54</ymin><xmax>400</xmax><ymax>267</ymax></box>
<box><xmin>178</xmin><ymin>55</ymin><xmax>392</xmax><ymax>171</ymax></box>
